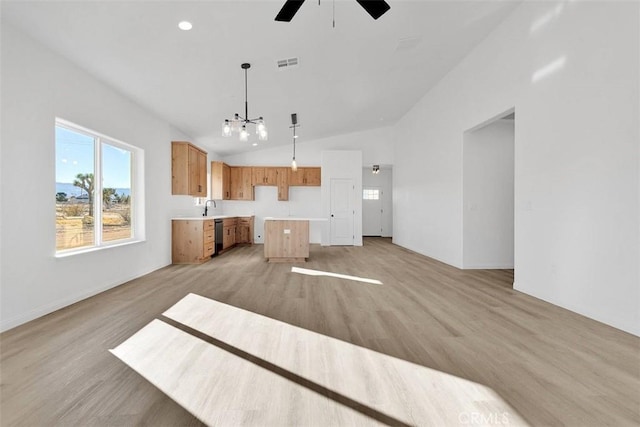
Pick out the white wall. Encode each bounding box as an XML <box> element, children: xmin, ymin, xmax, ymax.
<box><xmin>223</xmin><ymin>186</ymin><xmax>323</xmax><ymax>244</ymax></box>
<box><xmin>0</xmin><ymin>23</ymin><xmax>199</xmax><ymax>331</ymax></box>
<box><xmin>362</xmin><ymin>167</ymin><xmax>393</xmax><ymax>237</ymax></box>
<box><xmin>220</xmin><ymin>127</ymin><xmax>393</xmax><ymax>244</ymax></box>
<box><xmin>393</xmin><ymin>1</ymin><xmax>639</xmax><ymax>335</ymax></box>
<box><xmin>222</xmin><ymin>126</ymin><xmax>394</xmax><ymax>169</ymax></box>
<box><xmin>463</xmin><ymin>119</ymin><xmax>514</xmax><ymax>269</ymax></box>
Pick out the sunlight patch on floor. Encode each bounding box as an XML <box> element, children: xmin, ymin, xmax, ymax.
<box><xmin>291</xmin><ymin>266</ymin><xmax>383</xmax><ymax>285</ymax></box>
<box><xmin>111</xmin><ymin>294</ymin><xmax>529</xmax><ymax>426</ymax></box>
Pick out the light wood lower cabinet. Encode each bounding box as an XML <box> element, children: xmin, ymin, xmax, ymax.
<box><xmin>222</xmin><ymin>218</ymin><xmax>237</xmax><ymax>251</ymax></box>
<box><xmin>173</xmin><ymin>216</ymin><xmax>253</xmax><ymax>263</ymax></box>
<box><xmin>236</xmin><ymin>216</ymin><xmax>254</xmax><ymax>245</ymax></box>
<box><xmin>172</xmin><ymin>219</ymin><xmax>215</xmax><ymax>264</ymax></box>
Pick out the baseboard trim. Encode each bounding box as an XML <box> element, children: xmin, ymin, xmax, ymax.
<box><xmin>513</xmin><ymin>281</ymin><xmax>640</xmax><ymax>337</ymax></box>
<box><xmin>462</xmin><ymin>264</ymin><xmax>514</xmax><ymax>270</ymax></box>
<box><xmin>0</xmin><ymin>263</ymin><xmax>169</xmax><ymax>333</ymax></box>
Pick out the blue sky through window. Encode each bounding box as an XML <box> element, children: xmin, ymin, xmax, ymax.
<box><xmin>55</xmin><ymin>126</ymin><xmax>93</xmax><ymax>184</ymax></box>
<box><xmin>102</xmin><ymin>143</ymin><xmax>131</xmax><ymax>189</ymax></box>
<box><xmin>55</xmin><ymin>126</ymin><xmax>131</xmax><ymax>189</ymax></box>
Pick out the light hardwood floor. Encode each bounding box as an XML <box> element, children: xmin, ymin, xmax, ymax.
<box><xmin>1</xmin><ymin>238</ymin><xmax>639</xmax><ymax>426</ymax></box>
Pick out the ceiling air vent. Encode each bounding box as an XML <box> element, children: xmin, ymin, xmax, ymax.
<box><xmin>277</xmin><ymin>57</ymin><xmax>299</xmax><ymax>70</ymax></box>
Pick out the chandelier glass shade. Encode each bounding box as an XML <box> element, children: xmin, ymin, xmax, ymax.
<box><xmin>222</xmin><ymin>63</ymin><xmax>267</xmax><ymax>142</ymax></box>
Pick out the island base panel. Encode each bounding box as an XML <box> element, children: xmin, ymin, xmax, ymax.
<box><xmin>264</xmin><ymin>220</ymin><xmax>309</xmax><ymax>262</ymax></box>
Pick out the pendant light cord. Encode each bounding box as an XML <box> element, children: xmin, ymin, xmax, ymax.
<box><xmin>244</xmin><ymin>67</ymin><xmax>249</xmax><ymax>121</ymax></box>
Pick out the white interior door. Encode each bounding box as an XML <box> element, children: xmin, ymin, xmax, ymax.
<box><xmin>330</xmin><ymin>178</ymin><xmax>354</xmax><ymax>246</ymax></box>
<box><xmin>362</xmin><ymin>187</ymin><xmax>382</xmax><ymax>236</ymax></box>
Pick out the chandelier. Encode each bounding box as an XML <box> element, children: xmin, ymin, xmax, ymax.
<box><xmin>222</xmin><ymin>63</ymin><xmax>267</xmax><ymax>143</ymax></box>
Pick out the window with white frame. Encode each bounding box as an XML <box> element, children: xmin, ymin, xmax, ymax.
<box><xmin>363</xmin><ymin>188</ymin><xmax>380</xmax><ymax>200</ymax></box>
<box><xmin>55</xmin><ymin>119</ymin><xmax>143</xmax><ymax>253</ymax></box>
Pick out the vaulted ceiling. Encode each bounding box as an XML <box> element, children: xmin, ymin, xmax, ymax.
<box><xmin>2</xmin><ymin>0</ymin><xmax>520</xmax><ymax>155</ymax></box>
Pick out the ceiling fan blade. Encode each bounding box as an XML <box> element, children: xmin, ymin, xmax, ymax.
<box><xmin>355</xmin><ymin>0</ymin><xmax>391</xmax><ymax>20</ymax></box>
<box><xmin>275</xmin><ymin>0</ymin><xmax>306</xmax><ymax>22</ymax></box>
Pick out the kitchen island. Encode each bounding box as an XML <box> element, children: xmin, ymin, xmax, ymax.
<box><xmin>263</xmin><ymin>217</ymin><xmax>326</xmax><ymax>262</ymax></box>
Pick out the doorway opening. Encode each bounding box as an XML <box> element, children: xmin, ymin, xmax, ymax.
<box><xmin>362</xmin><ymin>166</ymin><xmax>392</xmax><ymax>237</ymax></box>
<box><xmin>462</xmin><ymin>110</ymin><xmax>515</xmax><ymax>276</ymax></box>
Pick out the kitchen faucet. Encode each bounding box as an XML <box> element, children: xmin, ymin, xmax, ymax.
<box><xmin>203</xmin><ymin>199</ymin><xmax>216</xmax><ymax>217</ymax></box>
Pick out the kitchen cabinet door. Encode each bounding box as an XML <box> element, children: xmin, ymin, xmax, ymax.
<box><xmin>211</xmin><ymin>161</ymin><xmax>231</xmax><ymax>200</ymax></box>
<box><xmin>171</xmin><ymin>141</ymin><xmax>207</xmax><ymax>196</ymax></box>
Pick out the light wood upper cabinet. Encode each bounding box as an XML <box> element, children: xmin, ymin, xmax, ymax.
<box><xmin>289</xmin><ymin>167</ymin><xmax>321</xmax><ymax>186</ymax></box>
<box><xmin>276</xmin><ymin>168</ymin><xmax>289</xmax><ymax>201</ymax></box>
<box><xmin>304</xmin><ymin>167</ymin><xmax>321</xmax><ymax>186</ymax></box>
<box><xmin>211</xmin><ymin>161</ymin><xmax>231</xmax><ymax>200</ymax></box>
<box><xmin>230</xmin><ymin>167</ymin><xmax>254</xmax><ymax>200</ymax></box>
<box><xmin>210</xmin><ymin>163</ymin><xmax>319</xmax><ymax>201</ymax></box>
<box><xmin>288</xmin><ymin>168</ymin><xmax>304</xmax><ymax>186</ymax></box>
<box><xmin>172</xmin><ymin>141</ymin><xmax>207</xmax><ymax>197</ymax></box>
<box><xmin>252</xmin><ymin>167</ymin><xmax>277</xmax><ymax>186</ymax></box>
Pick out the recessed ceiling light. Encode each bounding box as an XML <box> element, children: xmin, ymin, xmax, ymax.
<box><xmin>178</xmin><ymin>21</ymin><xmax>192</xmax><ymax>31</ymax></box>
<box><xmin>252</xmin><ymin>142</ymin><xmax>258</xmax><ymax>147</ymax></box>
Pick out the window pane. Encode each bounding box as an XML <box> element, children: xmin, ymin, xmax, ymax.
<box><xmin>363</xmin><ymin>189</ymin><xmax>379</xmax><ymax>200</ymax></box>
<box><xmin>102</xmin><ymin>142</ymin><xmax>132</xmax><ymax>242</ymax></box>
<box><xmin>55</xmin><ymin>126</ymin><xmax>95</xmax><ymax>250</ymax></box>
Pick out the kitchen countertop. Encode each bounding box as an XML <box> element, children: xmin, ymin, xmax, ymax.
<box><xmin>172</xmin><ymin>215</ymin><xmax>254</xmax><ymax>220</ymax></box>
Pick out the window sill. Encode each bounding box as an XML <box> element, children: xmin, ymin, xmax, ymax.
<box><xmin>55</xmin><ymin>239</ymin><xmax>146</xmax><ymax>258</ymax></box>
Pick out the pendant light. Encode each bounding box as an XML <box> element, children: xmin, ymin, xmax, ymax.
<box><xmin>222</xmin><ymin>63</ymin><xmax>268</xmax><ymax>143</ymax></box>
<box><xmin>290</xmin><ymin>113</ymin><xmax>299</xmax><ymax>171</ymax></box>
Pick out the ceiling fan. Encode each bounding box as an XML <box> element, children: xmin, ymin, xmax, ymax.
<box><xmin>275</xmin><ymin>0</ymin><xmax>391</xmax><ymax>22</ymax></box>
